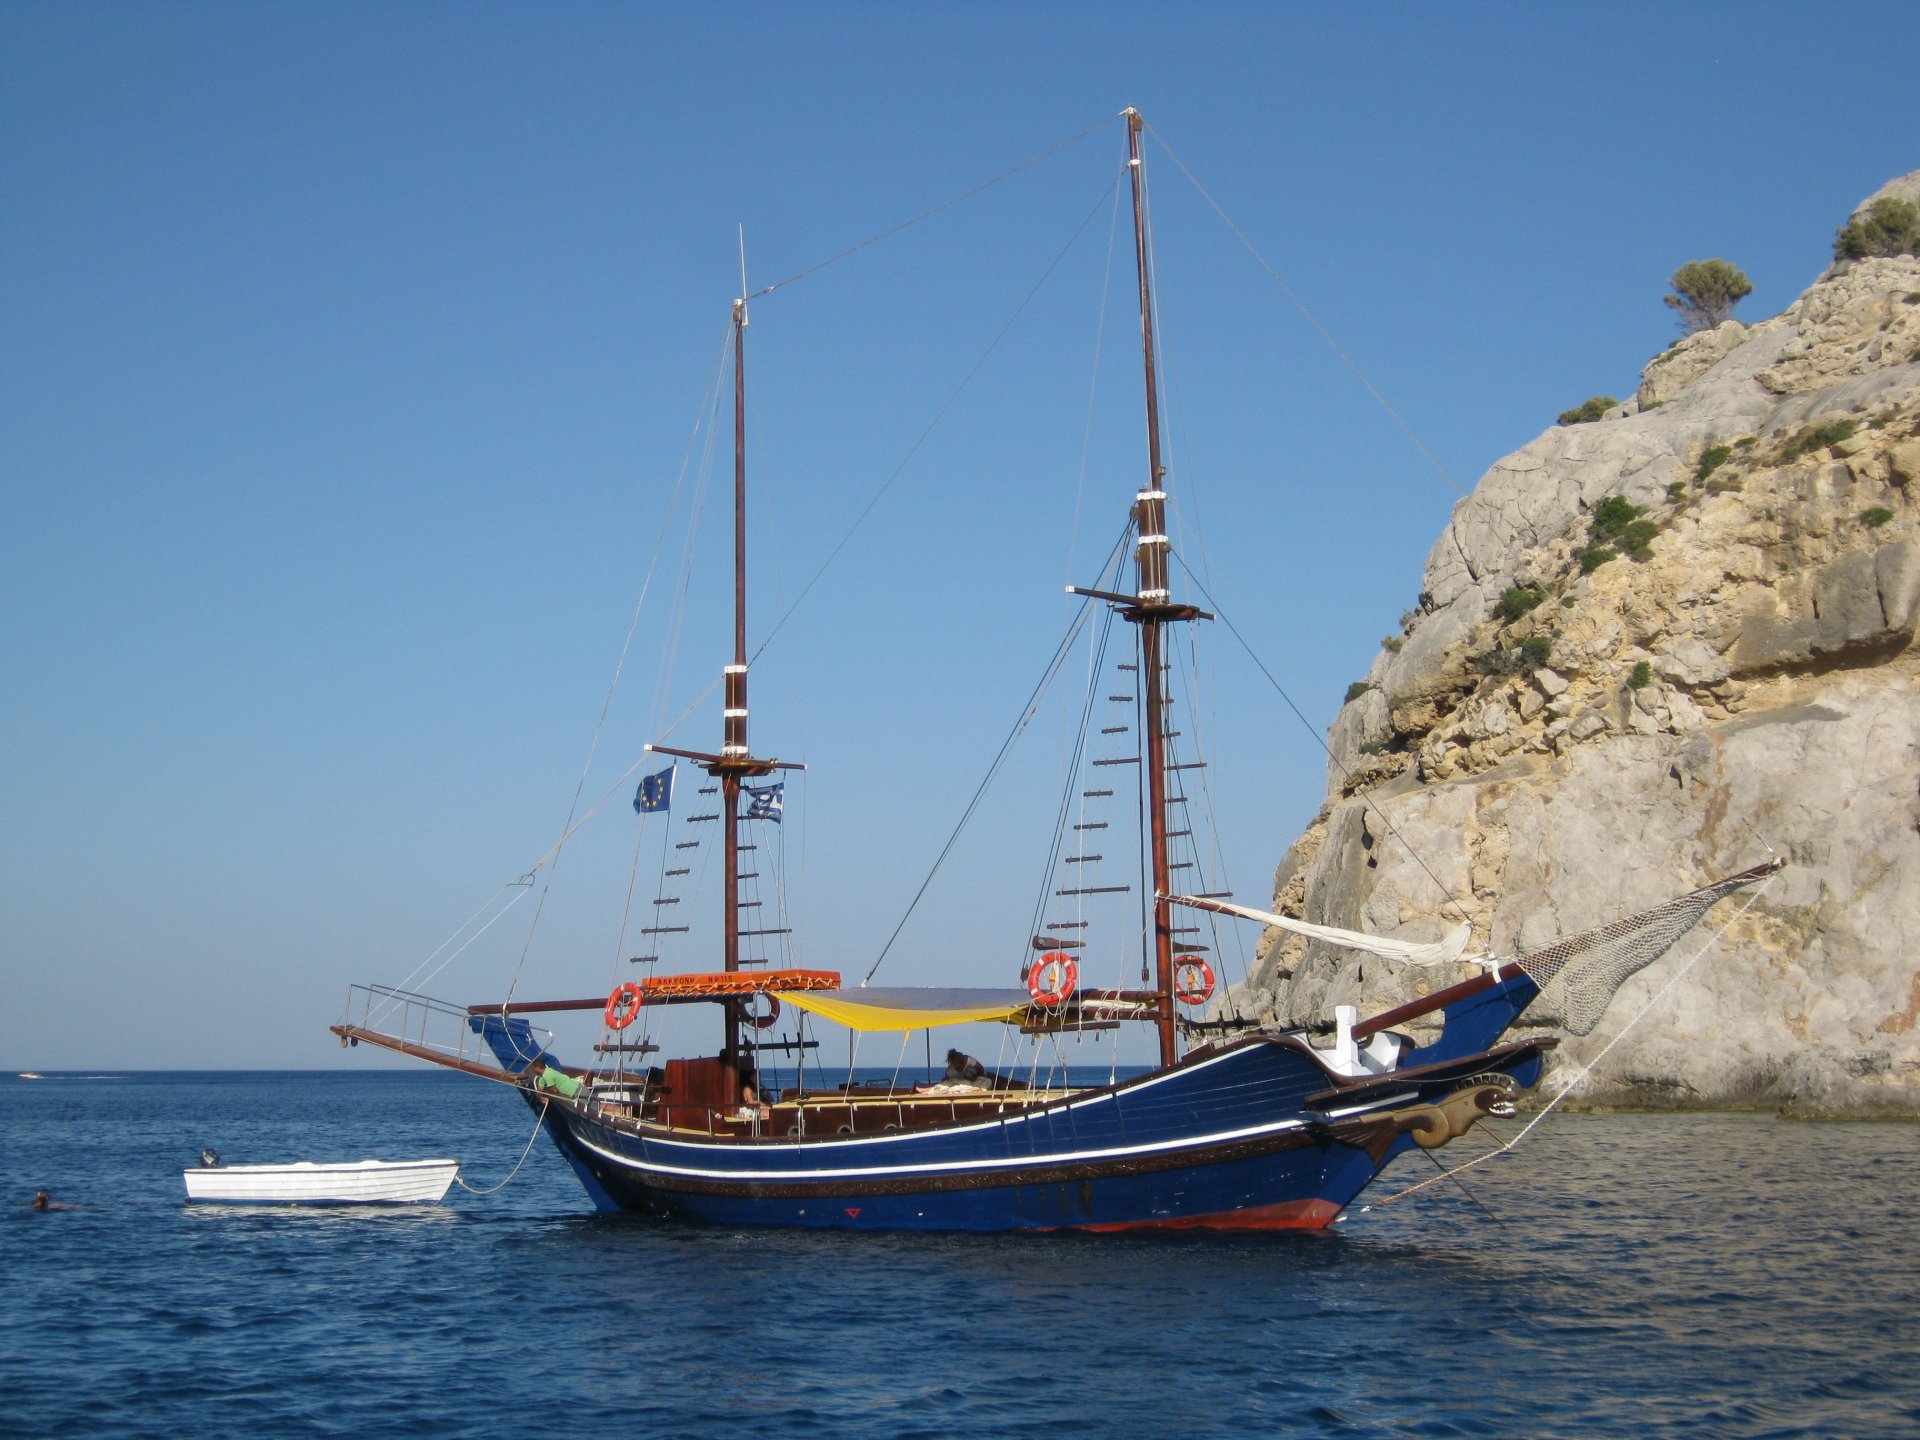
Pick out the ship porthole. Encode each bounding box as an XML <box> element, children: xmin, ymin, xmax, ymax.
<box><xmin>836</xmin><ymin>1125</ymin><xmax>852</xmax><ymax>1134</ymax></box>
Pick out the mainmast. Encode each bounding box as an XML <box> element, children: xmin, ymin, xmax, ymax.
<box><xmin>1122</xmin><ymin>107</ymin><xmax>1204</xmax><ymax>1068</ymax></box>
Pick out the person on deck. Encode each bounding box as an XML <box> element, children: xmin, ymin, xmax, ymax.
<box><xmin>523</xmin><ymin>1059</ymin><xmax>584</xmax><ymax>1101</ymax></box>
<box><xmin>943</xmin><ymin>1049</ymin><xmax>988</xmax><ymax>1086</ymax></box>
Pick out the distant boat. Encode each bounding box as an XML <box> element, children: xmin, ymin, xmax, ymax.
<box><xmin>182</xmin><ymin>1158</ymin><xmax>459</xmax><ymax>1205</ymax></box>
<box><xmin>19</xmin><ymin>1072</ymin><xmax>42</xmax><ymax>1080</ymax></box>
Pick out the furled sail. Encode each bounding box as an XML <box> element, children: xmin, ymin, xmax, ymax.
<box><xmin>1165</xmin><ymin>892</ymin><xmax>1481</xmax><ymax>967</ymax></box>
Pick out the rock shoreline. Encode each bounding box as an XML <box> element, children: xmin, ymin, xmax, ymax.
<box><xmin>1224</xmin><ymin>173</ymin><xmax>1920</xmax><ymax>1117</ymax></box>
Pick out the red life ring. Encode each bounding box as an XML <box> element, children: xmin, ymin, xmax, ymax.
<box><xmin>742</xmin><ymin>993</ymin><xmax>781</xmax><ymax>1030</ymax></box>
<box><xmin>1174</xmin><ymin>955</ymin><xmax>1215</xmax><ymax>1006</ymax></box>
<box><xmin>605</xmin><ymin>982</ymin><xmax>643</xmax><ymax>1031</ymax></box>
<box><xmin>1027</xmin><ymin>952</ymin><xmax>1078</xmax><ymax>1007</ymax></box>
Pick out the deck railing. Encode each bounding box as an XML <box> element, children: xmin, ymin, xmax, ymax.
<box><xmin>337</xmin><ymin>983</ymin><xmax>552</xmax><ymax>1070</ymax></box>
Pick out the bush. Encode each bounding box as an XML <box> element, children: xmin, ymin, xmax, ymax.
<box><xmin>1382</xmin><ymin>635</ymin><xmax>1402</xmax><ymax>653</ymax></box>
<box><xmin>1664</xmin><ymin>259</ymin><xmax>1753</xmax><ymax>333</ymax></box>
<box><xmin>1558</xmin><ymin>396</ymin><xmax>1617</xmax><ymax>426</ymax></box>
<box><xmin>1345</xmin><ymin>681</ymin><xmax>1373</xmax><ymax>704</ymax></box>
<box><xmin>1695</xmin><ymin>443</ymin><xmax>1733</xmax><ymax>484</ymax></box>
<box><xmin>1862</xmin><ymin>507</ymin><xmax>1895</xmax><ymax>529</ymax></box>
<box><xmin>1495</xmin><ymin>585</ymin><xmax>1545</xmax><ymax>622</ymax></box>
<box><xmin>1577</xmin><ymin>544</ymin><xmax>1616</xmax><ymax>573</ymax></box>
<box><xmin>1781</xmin><ymin>419</ymin><xmax>1857</xmax><ymax>462</ymax></box>
<box><xmin>1472</xmin><ymin>636</ymin><xmax>1553</xmax><ymax>676</ymax></box>
<box><xmin>1590</xmin><ymin>495</ymin><xmax>1658</xmax><ymax>561</ymax></box>
<box><xmin>1833</xmin><ymin>198</ymin><xmax>1920</xmax><ymax>262</ymax></box>
<box><xmin>1627</xmin><ymin>661</ymin><xmax>1652</xmax><ymax>690</ymax></box>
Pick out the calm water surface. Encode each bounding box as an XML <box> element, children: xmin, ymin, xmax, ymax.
<box><xmin>4</xmin><ymin>1071</ymin><xmax>1916</xmax><ymax>1439</ymax></box>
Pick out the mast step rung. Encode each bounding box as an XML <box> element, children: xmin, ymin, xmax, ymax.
<box><xmin>1117</xmin><ymin>664</ymin><xmax>1138</xmax><ymax>671</ymax></box>
<box><xmin>1167</xmin><ymin>830</ymin><xmax>1192</xmax><ymax>838</ymax></box>
<box><xmin>1055</xmin><ymin>885</ymin><xmax>1130</xmax><ymax>896</ymax></box>
<box><xmin>1034</xmin><ymin>937</ymin><xmax>1085</xmax><ymax>949</ymax></box>
<box><xmin>699</xmin><ymin>786</ymin><xmax>718</xmax><ymax>794</ymax></box>
<box><xmin>1165</xmin><ymin>795</ymin><xmax>1189</xmax><ymax>804</ymax></box>
<box><xmin>737</xmin><ymin>901</ymin><xmax>763</xmax><ymax>909</ymax></box>
<box><xmin>1169</xmin><ymin>861</ymin><xmax>1194</xmax><ymax>869</ymax></box>
<box><xmin>737</xmin><ymin>872</ymin><xmax>760</xmax><ymax>880</ymax></box>
<box><xmin>652</xmin><ymin>898</ymin><xmax>680</xmax><ymax>905</ymax></box>
<box><xmin>739</xmin><ymin>928</ymin><xmax>791</xmax><ymax>937</ymax></box>
<box><xmin>674</xmin><ymin>841</ymin><xmax>701</xmax><ymax>850</ymax></box>
<box><xmin>1170</xmin><ymin>943</ymin><xmax>1211</xmax><ymax>953</ymax></box>
<box><xmin>687</xmin><ymin>814</ymin><xmax>718</xmax><ymax>822</ymax></box>
<box><xmin>1074</xmin><ymin>822</ymin><xmax>1109</xmax><ymax>831</ymax></box>
<box><xmin>1082</xmin><ymin>789</ymin><xmax>1114</xmax><ymax>798</ymax></box>
<box><xmin>1065</xmin><ymin>854</ymin><xmax>1102</xmax><ymax>864</ymax></box>
<box><xmin>1107</xmin><ymin>694</ymin><xmax>1134</xmax><ymax>703</ymax></box>
<box><xmin>1169</xmin><ymin>762</ymin><xmax>1207</xmax><ymax>771</ymax></box>
<box><xmin>1046</xmin><ymin>920</ymin><xmax>1089</xmax><ymax>929</ymax></box>
<box><xmin>642</xmin><ymin>926</ymin><xmax>691</xmax><ymax>934</ymax></box>
<box><xmin>738</xmin><ymin>845</ymin><xmax>758</xmax><ymax>852</ymax></box>
<box><xmin>1093</xmin><ymin>757</ymin><xmax>1139</xmax><ymax>767</ymax></box>
<box><xmin>1100</xmin><ymin>726</ymin><xmax>1129</xmax><ymax>734</ymax></box>
<box><xmin>666</xmin><ymin>868</ymin><xmax>690</xmax><ymax>876</ymax></box>
<box><xmin>629</xmin><ymin>955</ymin><xmax>659</xmax><ymax>963</ymax></box>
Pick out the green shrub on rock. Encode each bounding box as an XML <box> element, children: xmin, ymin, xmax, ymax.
<box><xmin>1557</xmin><ymin>396</ymin><xmax>1617</xmax><ymax>426</ymax></box>
<box><xmin>1664</xmin><ymin>259</ymin><xmax>1753</xmax><ymax>333</ymax></box>
<box><xmin>1833</xmin><ymin>198</ymin><xmax>1920</xmax><ymax>262</ymax></box>
<box><xmin>1495</xmin><ymin>586</ymin><xmax>1544</xmax><ymax>622</ymax></box>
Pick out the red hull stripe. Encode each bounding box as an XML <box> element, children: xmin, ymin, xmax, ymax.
<box><xmin>1077</xmin><ymin>1198</ymin><xmax>1340</xmax><ymax>1233</ymax></box>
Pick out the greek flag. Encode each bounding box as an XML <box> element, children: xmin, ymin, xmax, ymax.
<box><xmin>744</xmin><ymin>782</ymin><xmax>784</xmax><ymax>823</ymax></box>
<box><xmin>634</xmin><ymin>765</ymin><xmax>675</xmax><ymax>814</ymax></box>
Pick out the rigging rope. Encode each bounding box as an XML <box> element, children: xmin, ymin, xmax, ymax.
<box><xmin>503</xmin><ymin>317</ymin><xmax>733</xmax><ymax>1010</ymax></box>
<box><xmin>1354</xmin><ymin>876</ymin><xmax>1780</xmax><ymax>1213</ymax></box>
<box><xmin>453</xmin><ymin>1097</ymin><xmax>549</xmax><ymax>1196</ymax></box>
<box><xmin>747</xmin><ymin>114</ymin><xmax>1120</xmax><ymax>300</ymax></box>
<box><xmin>1169</xmin><ymin>551</ymin><xmax>1470</xmax><ymax>920</ymax></box>
<box><xmin>747</xmin><ymin>176</ymin><xmax>1119</xmax><ymax>672</ymax></box>
<box><xmin>863</xmin><ymin>596</ymin><xmax>1099</xmax><ymax>985</ymax></box>
<box><xmin>1141</xmin><ymin>119</ymin><xmax>1467</xmax><ymax>502</ymax></box>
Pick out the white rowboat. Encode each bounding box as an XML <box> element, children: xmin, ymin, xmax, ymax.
<box><xmin>182</xmin><ymin>1158</ymin><xmax>459</xmax><ymax>1204</ymax></box>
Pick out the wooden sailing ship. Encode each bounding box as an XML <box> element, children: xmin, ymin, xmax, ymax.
<box><xmin>334</xmin><ymin>111</ymin><xmax>1779</xmax><ymax>1230</ymax></box>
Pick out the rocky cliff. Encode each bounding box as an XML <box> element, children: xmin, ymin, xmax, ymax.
<box><xmin>1229</xmin><ymin>174</ymin><xmax>1920</xmax><ymax>1117</ymax></box>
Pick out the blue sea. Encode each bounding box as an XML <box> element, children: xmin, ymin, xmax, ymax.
<box><xmin>4</xmin><ymin>1071</ymin><xmax>1917</xmax><ymax>1439</ymax></box>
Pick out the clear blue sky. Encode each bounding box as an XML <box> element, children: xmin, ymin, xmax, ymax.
<box><xmin>5</xmin><ymin>1</ymin><xmax>1915</xmax><ymax>1069</ymax></box>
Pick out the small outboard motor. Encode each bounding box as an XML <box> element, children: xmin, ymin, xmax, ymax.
<box><xmin>199</xmin><ymin>1148</ymin><xmax>221</xmax><ymax>1169</ymax></box>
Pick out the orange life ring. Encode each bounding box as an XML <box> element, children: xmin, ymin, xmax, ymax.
<box><xmin>742</xmin><ymin>993</ymin><xmax>781</xmax><ymax>1030</ymax></box>
<box><xmin>1027</xmin><ymin>952</ymin><xmax>1077</xmax><ymax>1007</ymax></box>
<box><xmin>605</xmin><ymin>982</ymin><xmax>643</xmax><ymax>1031</ymax></box>
<box><xmin>1174</xmin><ymin>955</ymin><xmax>1215</xmax><ymax>1006</ymax></box>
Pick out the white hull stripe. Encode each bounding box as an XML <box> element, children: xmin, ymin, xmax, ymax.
<box><xmin>568</xmin><ymin>1113</ymin><xmax>1322</xmax><ymax>1185</ymax></box>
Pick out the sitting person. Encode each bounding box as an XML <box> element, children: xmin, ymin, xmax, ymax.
<box><xmin>944</xmin><ymin>1049</ymin><xmax>987</xmax><ymax>1085</ymax></box>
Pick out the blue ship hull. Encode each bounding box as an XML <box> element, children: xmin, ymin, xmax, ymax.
<box><xmin>482</xmin><ymin>976</ymin><xmax>1547</xmax><ymax>1232</ymax></box>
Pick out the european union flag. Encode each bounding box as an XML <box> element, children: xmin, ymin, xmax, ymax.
<box><xmin>744</xmin><ymin>782</ymin><xmax>784</xmax><ymax>823</ymax></box>
<box><xmin>634</xmin><ymin>765</ymin><xmax>675</xmax><ymax>814</ymax></box>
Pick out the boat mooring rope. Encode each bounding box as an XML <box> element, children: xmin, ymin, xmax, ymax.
<box><xmin>454</xmin><ymin>1098</ymin><xmax>549</xmax><ymax>1197</ymax></box>
<box><xmin>1351</xmin><ymin>876</ymin><xmax>1779</xmax><ymax>1216</ymax></box>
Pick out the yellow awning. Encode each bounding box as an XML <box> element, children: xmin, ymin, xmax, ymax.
<box><xmin>772</xmin><ymin>987</ymin><xmax>1031</xmax><ymax>1033</ymax></box>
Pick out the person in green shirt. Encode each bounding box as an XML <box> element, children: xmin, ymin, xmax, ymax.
<box><xmin>524</xmin><ymin>1059</ymin><xmax>584</xmax><ymax>1101</ymax></box>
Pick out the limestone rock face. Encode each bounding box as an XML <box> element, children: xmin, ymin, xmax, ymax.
<box><xmin>1238</xmin><ymin>172</ymin><xmax>1920</xmax><ymax>1116</ymax></box>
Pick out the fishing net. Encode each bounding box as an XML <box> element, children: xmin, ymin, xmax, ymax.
<box><xmin>1514</xmin><ymin>860</ymin><xmax>1783</xmax><ymax>1035</ymax></box>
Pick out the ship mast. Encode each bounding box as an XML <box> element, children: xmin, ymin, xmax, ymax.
<box><xmin>1123</xmin><ymin>108</ymin><xmax>1204</xmax><ymax>1067</ymax></box>
<box><xmin>646</xmin><ymin>295</ymin><xmax>794</xmax><ymax>1095</ymax></box>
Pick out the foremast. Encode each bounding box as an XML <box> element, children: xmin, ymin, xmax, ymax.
<box><xmin>647</xmin><ymin>296</ymin><xmax>792</xmax><ymax>1094</ymax></box>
